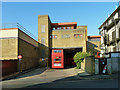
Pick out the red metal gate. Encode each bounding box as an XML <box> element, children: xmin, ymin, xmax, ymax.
<box><xmin>51</xmin><ymin>49</ymin><xmax>64</xmax><ymax>68</ymax></box>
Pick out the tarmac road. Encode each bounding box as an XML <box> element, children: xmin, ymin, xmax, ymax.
<box><xmin>23</xmin><ymin>79</ymin><xmax>118</xmax><ymax>88</ymax></box>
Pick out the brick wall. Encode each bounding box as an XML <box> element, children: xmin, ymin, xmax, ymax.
<box><xmin>1</xmin><ymin>38</ymin><xmax>18</xmax><ymax>76</ymax></box>
<box><xmin>18</xmin><ymin>29</ymin><xmax>47</xmax><ymax>70</ymax></box>
<box><xmin>38</xmin><ymin>15</ymin><xmax>52</xmax><ymax>66</ymax></box>
<box><xmin>0</xmin><ymin>38</ymin><xmax>18</xmax><ymax>60</ymax></box>
<box><xmin>52</xmin><ymin>29</ymin><xmax>87</xmax><ymax>52</ymax></box>
<box><xmin>0</xmin><ymin>28</ymin><xmax>46</xmax><ymax>77</ymax></box>
<box><xmin>85</xmin><ymin>56</ymin><xmax>95</xmax><ymax>74</ymax></box>
<box><xmin>18</xmin><ymin>30</ymin><xmax>39</xmax><ymax>71</ymax></box>
<box><xmin>87</xmin><ymin>41</ymin><xmax>101</xmax><ymax>55</ymax></box>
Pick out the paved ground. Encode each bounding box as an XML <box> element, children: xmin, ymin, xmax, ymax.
<box><xmin>1</xmin><ymin>67</ymin><xmax>80</xmax><ymax>88</ymax></box>
<box><xmin>1</xmin><ymin>67</ymin><xmax>119</xmax><ymax>89</ymax></box>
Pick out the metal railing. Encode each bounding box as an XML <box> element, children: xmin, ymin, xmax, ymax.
<box><xmin>0</xmin><ymin>23</ymin><xmax>38</xmax><ymax>41</ymax></box>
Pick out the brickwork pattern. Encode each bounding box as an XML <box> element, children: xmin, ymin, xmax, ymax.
<box><xmin>85</xmin><ymin>56</ymin><xmax>95</xmax><ymax>74</ymax></box>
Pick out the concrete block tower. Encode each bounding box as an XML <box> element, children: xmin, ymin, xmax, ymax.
<box><xmin>38</xmin><ymin>15</ymin><xmax>52</xmax><ymax>65</ymax></box>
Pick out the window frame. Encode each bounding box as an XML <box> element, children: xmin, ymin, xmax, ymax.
<box><xmin>41</xmin><ymin>24</ymin><xmax>45</xmax><ymax>33</ymax></box>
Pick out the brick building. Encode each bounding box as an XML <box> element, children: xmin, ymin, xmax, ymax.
<box><xmin>87</xmin><ymin>36</ymin><xmax>101</xmax><ymax>55</ymax></box>
<box><xmin>38</xmin><ymin>15</ymin><xmax>100</xmax><ymax>67</ymax></box>
<box><xmin>0</xmin><ymin>23</ymin><xmax>45</xmax><ymax>77</ymax></box>
<box><xmin>0</xmin><ymin>15</ymin><xmax>101</xmax><ymax>76</ymax></box>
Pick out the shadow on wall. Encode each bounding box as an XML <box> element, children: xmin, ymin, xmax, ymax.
<box><xmin>87</xmin><ymin>41</ymin><xmax>100</xmax><ymax>55</ymax></box>
<box><xmin>38</xmin><ymin>42</ymin><xmax>50</xmax><ymax>67</ymax></box>
<box><xmin>1</xmin><ymin>42</ymin><xmax>49</xmax><ymax>77</ymax></box>
<box><xmin>85</xmin><ymin>56</ymin><xmax>95</xmax><ymax>75</ymax></box>
<box><xmin>18</xmin><ymin>38</ymin><xmax>49</xmax><ymax>71</ymax></box>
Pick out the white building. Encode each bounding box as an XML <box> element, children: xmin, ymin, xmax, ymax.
<box><xmin>99</xmin><ymin>6</ymin><xmax>120</xmax><ymax>56</ymax></box>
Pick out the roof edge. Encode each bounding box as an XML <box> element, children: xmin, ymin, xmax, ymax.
<box><xmin>99</xmin><ymin>6</ymin><xmax>120</xmax><ymax>29</ymax></box>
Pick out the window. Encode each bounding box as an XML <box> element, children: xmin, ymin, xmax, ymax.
<box><xmin>54</xmin><ymin>50</ymin><xmax>61</xmax><ymax>53</ymax></box>
<box><xmin>54</xmin><ymin>59</ymin><xmax>61</xmax><ymax>61</ymax></box>
<box><xmin>50</xmin><ymin>35</ymin><xmax>52</xmax><ymax>38</ymax></box>
<box><xmin>53</xmin><ymin>35</ymin><xmax>57</xmax><ymax>38</ymax></box>
<box><xmin>50</xmin><ymin>35</ymin><xmax>57</xmax><ymax>38</ymax></box>
<box><xmin>62</xmin><ymin>34</ymin><xmax>70</xmax><ymax>38</ymax></box>
<box><xmin>113</xmin><ymin>46</ymin><xmax>116</xmax><ymax>52</ymax></box>
<box><xmin>41</xmin><ymin>25</ymin><xmax>45</xmax><ymax>33</ymax></box>
<box><xmin>54</xmin><ymin>50</ymin><xmax>57</xmax><ymax>53</ymax></box>
<box><xmin>58</xmin><ymin>50</ymin><xmax>61</xmax><ymax>53</ymax></box>
<box><xmin>54</xmin><ymin>35</ymin><xmax>57</xmax><ymax>38</ymax></box>
<box><xmin>41</xmin><ymin>38</ymin><xmax>45</xmax><ymax>45</ymax></box>
<box><xmin>57</xmin><ymin>27</ymin><xmax>60</xmax><ymax>29</ymax></box>
<box><xmin>53</xmin><ymin>27</ymin><xmax>55</xmax><ymax>30</ymax></box>
<box><xmin>74</xmin><ymin>34</ymin><xmax>83</xmax><ymax>38</ymax></box>
<box><xmin>95</xmin><ymin>45</ymin><xmax>98</xmax><ymax>48</ymax></box>
<box><xmin>67</xmin><ymin>27</ymin><xmax>70</xmax><ymax>29</ymax></box>
<box><xmin>88</xmin><ymin>38</ymin><xmax>101</xmax><ymax>41</ymax></box>
<box><xmin>111</xmin><ymin>17</ymin><xmax>114</xmax><ymax>22</ymax></box>
<box><xmin>54</xmin><ymin>63</ymin><xmax>61</xmax><ymax>66</ymax></box>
